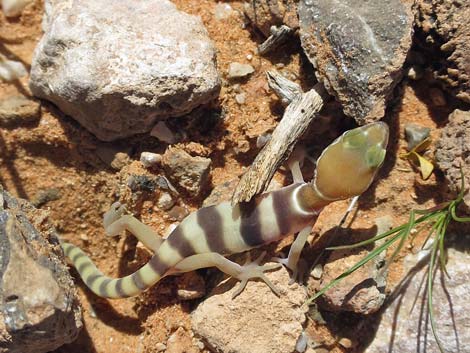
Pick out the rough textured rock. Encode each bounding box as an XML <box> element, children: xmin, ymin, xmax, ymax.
<box><xmin>366</xmin><ymin>247</ymin><xmax>470</xmax><ymax>353</ymax></box>
<box><xmin>0</xmin><ymin>95</ymin><xmax>40</xmax><ymax>127</ymax></box>
<box><xmin>162</xmin><ymin>147</ymin><xmax>211</xmax><ymax>198</ymax></box>
<box><xmin>318</xmin><ymin>216</ymin><xmax>392</xmax><ymax>314</ymax></box>
<box><xmin>435</xmin><ymin>109</ymin><xmax>470</xmax><ymax>212</ymax></box>
<box><xmin>202</xmin><ymin>178</ymin><xmax>238</xmax><ymax>207</ymax></box>
<box><xmin>0</xmin><ymin>187</ymin><xmax>82</xmax><ymax>353</ymax></box>
<box><xmin>415</xmin><ymin>0</ymin><xmax>470</xmax><ymax>103</ymax></box>
<box><xmin>29</xmin><ymin>0</ymin><xmax>220</xmax><ymax>141</ymax></box>
<box><xmin>404</xmin><ymin>123</ymin><xmax>430</xmax><ymax>151</ymax></box>
<box><xmin>244</xmin><ymin>0</ymin><xmax>299</xmax><ymax>37</ymax></box>
<box><xmin>191</xmin><ymin>265</ymin><xmax>307</xmax><ymax>353</ymax></box>
<box><xmin>299</xmin><ymin>0</ymin><xmax>414</xmax><ymax>124</ymax></box>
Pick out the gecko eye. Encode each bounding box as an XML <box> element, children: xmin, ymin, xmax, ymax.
<box><xmin>365</xmin><ymin>144</ymin><xmax>386</xmax><ymax>168</ymax></box>
<box><xmin>343</xmin><ymin>128</ymin><xmax>367</xmax><ymax>149</ymax></box>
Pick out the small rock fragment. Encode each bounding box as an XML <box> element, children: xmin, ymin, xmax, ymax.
<box><xmin>406</xmin><ymin>66</ymin><xmax>424</xmax><ymax>81</ymax></box>
<box><xmin>150</xmin><ymin>121</ymin><xmax>177</xmax><ymax>144</ymax></box>
<box><xmin>162</xmin><ymin>147</ymin><xmax>211</xmax><ymax>197</ymax></box>
<box><xmin>140</xmin><ymin>152</ymin><xmax>162</xmax><ymax>168</ymax></box>
<box><xmin>191</xmin><ymin>266</ymin><xmax>307</xmax><ymax>353</ymax></box>
<box><xmin>95</xmin><ymin>146</ymin><xmax>131</xmax><ymax>171</ymax></box>
<box><xmin>435</xmin><ymin>109</ymin><xmax>470</xmax><ymax>211</ymax></box>
<box><xmin>404</xmin><ymin>123</ymin><xmax>430</xmax><ymax>151</ymax></box>
<box><xmin>31</xmin><ymin>188</ymin><xmax>61</xmax><ymax>208</ymax></box>
<box><xmin>366</xmin><ymin>248</ymin><xmax>470</xmax><ymax>353</ymax></box>
<box><xmin>235</xmin><ymin>92</ymin><xmax>246</xmax><ymax>104</ymax></box>
<box><xmin>214</xmin><ymin>2</ymin><xmax>233</xmax><ymax>20</ymax></box>
<box><xmin>0</xmin><ymin>58</ymin><xmax>27</xmax><ymax>82</ymax></box>
<box><xmin>167</xmin><ymin>205</ymin><xmax>189</xmax><ymax>222</ymax></box>
<box><xmin>228</xmin><ymin>63</ymin><xmax>255</xmax><ymax>79</ymax></box>
<box><xmin>1</xmin><ymin>0</ymin><xmax>32</xmax><ymax>17</ymax></box>
<box><xmin>166</xmin><ymin>327</ymin><xmax>199</xmax><ymax>353</ymax></box>
<box><xmin>157</xmin><ymin>192</ymin><xmax>175</xmax><ymax>211</ymax></box>
<box><xmin>30</xmin><ymin>0</ymin><xmax>220</xmax><ymax>141</ymax></box>
<box><xmin>127</xmin><ymin>175</ymin><xmax>159</xmax><ymax>193</ymax></box>
<box><xmin>299</xmin><ymin>0</ymin><xmax>414</xmax><ymax>124</ymax></box>
<box><xmin>175</xmin><ymin>272</ymin><xmax>206</xmax><ymax>300</ymax></box>
<box><xmin>0</xmin><ymin>187</ymin><xmax>82</xmax><ymax>353</ymax></box>
<box><xmin>0</xmin><ymin>95</ymin><xmax>40</xmax><ymax>127</ymax></box>
<box><xmin>311</xmin><ymin>263</ymin><xmax>323</xmax><ymax>280</ymax></box>
<box><xmin>155</xmin><ymin>342</ymin><xmax>166</xmax><ymax>352</ymax></box>
<box><xmin>202</xmin><ymin>178</ymin><xmax>238</xmax><ymax>207</ymax></box>
<box><xmin>243</xmin><ymin>0</ymin><xmax>299</xmax><ymax>37</ymax></box>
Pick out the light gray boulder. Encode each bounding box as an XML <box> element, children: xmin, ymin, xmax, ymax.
<box><xmin>30</xmin><ymin>0</ymin><xmax>220</xmax><ymax>141</ymax></box>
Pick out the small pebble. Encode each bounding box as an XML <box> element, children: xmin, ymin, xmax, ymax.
<box><xmin>235</xmin><ymin>93</ymin><xmax>246</xmax><ymax>105</ymax></box>
<box><xmin>429</xmin><ymin>87</ymin><xmax>446</xmax><ymax>106</ymax></box>
<box><xmin>407</xmin><ymin>66</ymin><xmax>424</xmax><ymax>80</ymax></box>
<box><xmin>311</xmin><ymin>264</ymin><xmax>323</xmax><ymax>279</ymax></box>
<box><xmin>140</xmin><ymin>152</ymin><xmax>162</xmax><ymax>168</ymax></box>
<box><xmin>338</xmin><ymin>337</ymin><xmax>354</xmax><ymax>349</ymax></box>
<box><xmin>227</xmin><ymin>62</ymin><xmax>254</xmax><ymax>79</ymax></box>
<box><xmin>404</xmin><ymin>123</ymin><xmax>430</xmax><ymax>151</ymax></box>
<box><xmin>214</xmin><ymin>2</ymin><xmax>233</xmax><ymax>20</ymax></box>
<box><xmin>2</xmin><ymin>0</ymin><xmax>32</xmax><ymax>17</ymax></box>
<box><xmin>168</xmin><ymin>205</ymin><xmax>189</xmax><ymax>221</ymax></box>
<box><xmin>0</xmin><ymin>58</ymin><xmax>27</xmax><ymax>81</ymax></box>
<box><xmin>0</xmin><ymin>95</ymin><xmax>40</xmax><ymax>126</ymax></box>
<box><xmin>256</xmin><ymin>133</ymin><xmax>271</xmax><ymax>148</ymax></box>
<box><xmin>246</xmin><ymin>54</ymin><xmax>253</xmax><ymax>61</ymax></box>
<box><xmin>155</xmin><ymin>342</ymin><xmax>166</xmax><ymax>352</ymax></box>
<box><xmin>157</xmin><ymin>192</ymin><xmax>175</xmax><ymax>211</ymax></box>
<box><xmin>150</xmin><ymin>121</ymin><xmax>177</xmax><ymax>144</ymax></box>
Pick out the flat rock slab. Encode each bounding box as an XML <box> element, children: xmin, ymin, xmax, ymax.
<box><xmin>0</xmin><ymin>187</ymin><xmax>82</xmax><ymax>353</ymax></box>
<box><xmin>191</xmin><ymin>264</ymin><xmax>307</xmax><ymax>353</ymax></box>
<box><xmin>30</xmin><ymin>0</ymin><xmax>220</xmax><ymax>141</ymax></box>
<box><xmin>366</xmin><ymin>247</ymin><xmax>470</xmax><ymax>353</ymax></box>
<box><xmin>299</xmin><ymin>0</ymin><xmax>413</xmax><ymax>124</ymax></box>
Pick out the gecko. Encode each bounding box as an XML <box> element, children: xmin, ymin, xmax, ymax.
<box><xmin>61</xmin><ymin>122</ymin><xmax>389</xmax><ymax>299</ymax></box>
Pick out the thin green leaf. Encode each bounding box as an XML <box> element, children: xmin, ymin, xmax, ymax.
<box><xmin>450</xmin><ymin>203</ymin><xmax>470</xmax><ymax>222</ymax></box>
<box><xmin>306</xmin><ymin>232</ymin><xmax>402</xmax><ymax>305</ymax></box>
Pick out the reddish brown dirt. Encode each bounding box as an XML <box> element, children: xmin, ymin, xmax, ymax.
<box><xmin>0</xmin><ymin>1</ymin><xmax>463</xmax><ymax>353</ymax></box>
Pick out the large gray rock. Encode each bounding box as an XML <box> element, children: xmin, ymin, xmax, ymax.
<box><xmin>30</xmin><ymin>0</ymin><xmax>220</xmax><ymax>141</ymax></box>
<box><xmin>0</xmin><ymin>187</ymin><xmax>82</xmax><ymax>353</ymax></box>
<box><xmin>366</xmin><ymin>247</ymin><xmax>470</xmax><ymax>353</ymax></box>
<box><xmin>299</xmin><ymin>0</ymin><xmax>413</xmax><ymax>125</ymax></box>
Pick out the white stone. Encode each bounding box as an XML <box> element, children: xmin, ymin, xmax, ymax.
<box><xmin>0</xmin><ymin>58</ymin><xmax>27</xmax><ymax>82</ymax></box>
<box><xmin>30</xmin><ymin>0</ymin><xmax>220</xmax><ymax>141</ymax></box>
<box><xmin>2</xmin><ymin>0</ymin><xmax>32</xmax><ymax>17</ymax></box>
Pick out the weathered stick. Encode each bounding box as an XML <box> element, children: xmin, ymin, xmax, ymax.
<box><xmin>258</xmin><ymin>25</ymin><xmax>293</xmax><ymax>55</ymax></box>
<box><xmin>232</xmin><ymin>71</ymin><xmax>328</xmax><ymax>204</ymax></box>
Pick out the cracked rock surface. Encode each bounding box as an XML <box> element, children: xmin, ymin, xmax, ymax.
<box><xmin>30</xmin><ymin>0</ymin><xmax>220</xmax><ymax>141</ymax></box>
<box><xmin>0</xmin><ymin>187</ymin><xmax>82</xmax><ymax>353</ymax></box>
<box><xmin>435</xmin><ymin>109</ymin><xmax>470</xmax><ymax>212</ymax></box>
<box><xmin>415</xmin><ymin>0</ymin><xmax>470</xmax><ymax>103</ymax></box>
<box><xmin>299</xmin><ymin>0</ymin><xmax>413</xmax><ymax>124</ymax></box>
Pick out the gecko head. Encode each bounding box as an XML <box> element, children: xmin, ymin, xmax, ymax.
<box><xmin>312</xmin><ymin>122</ymin><xmax>389</xmax><ymax>201</ymax></box>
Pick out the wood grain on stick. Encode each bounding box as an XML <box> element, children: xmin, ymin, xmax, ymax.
<box><xmin>232</xmin><ymin>71</ymin><xmax>328</xmax><ymax>204</ymax></box>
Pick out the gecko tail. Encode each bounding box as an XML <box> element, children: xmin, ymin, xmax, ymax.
<box><xmin>62</xmin><ymin>242</ymin><xmax>167</xmax><ymax>299</ymax></box>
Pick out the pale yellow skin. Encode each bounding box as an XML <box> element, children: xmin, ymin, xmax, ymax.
<box><xmin>62</xmin><ymin>122</ymin><xmax>389</xmax><ymax>299</ymax></box>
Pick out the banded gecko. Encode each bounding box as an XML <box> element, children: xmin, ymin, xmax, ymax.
<box><xmin>62</xmin><ymin>122</ymin><xmax>389</xmax><ymax>299</ymax></box>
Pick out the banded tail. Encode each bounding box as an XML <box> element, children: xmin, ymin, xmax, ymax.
<box><xmin>62</xmin><ymin>242</ymin><xmax>170</xmax><ymax>298</ymax></box>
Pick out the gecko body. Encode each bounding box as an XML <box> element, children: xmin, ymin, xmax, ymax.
<box><xmin>62</xmin><ymin>122</ymin><xmax>389</xmax><ymax>299</ymax></box>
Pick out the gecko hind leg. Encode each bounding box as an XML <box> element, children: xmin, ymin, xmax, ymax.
<box><xmin>103</xmin><ymin>202</ymin><xmax>163</xmax><ymax>252</ymax></box>
<box><xmin>287</xmin><ymin>146</ymin><xmax>306</xmax><ymax>183</ymax></box>
<box><xmin>173</xmin><ymin>251</ymin><xmax>281</xmax><ymax>298</ymax></box>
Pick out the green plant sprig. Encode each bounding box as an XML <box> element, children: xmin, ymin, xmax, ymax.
<box><xmin>306</xmin><ymin>169</ymin><xmax>469</xmax><ymax>353</ymax></box>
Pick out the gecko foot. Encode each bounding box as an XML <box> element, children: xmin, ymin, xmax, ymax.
<box><xmin>272</xmin><ymin>255</ymin><xmax>307</xmax><ymax>285</ymax></box>
<box><xmin>232</xmin><ymin>251</ymin><xmax>282</xmax><ymax>298</ymax></box>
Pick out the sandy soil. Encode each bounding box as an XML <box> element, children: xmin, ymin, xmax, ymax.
<box><xmin>0</xmin><ymin>1</ymin><xmax>464</xmax><ymax>353</ymax></box>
